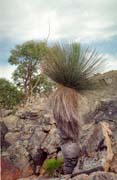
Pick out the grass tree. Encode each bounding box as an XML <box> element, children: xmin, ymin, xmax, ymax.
<box><xmin>42</xmin><ymin>42</ymin><xmax>104</xmax><ymax>174</ymax></box>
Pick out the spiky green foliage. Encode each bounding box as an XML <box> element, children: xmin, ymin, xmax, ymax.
<box><xmin>42</xmin><ymin>43</ymin><xmax>104</xmax><ymax>90</ymax></box>
<box><xmin>43</xmin><ymin>158</ymin><xmax>64</xmax><ymax>176</ymax></box>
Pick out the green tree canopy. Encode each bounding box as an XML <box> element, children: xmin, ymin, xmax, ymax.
<box><xmin>0</xmin><ymin>78</ymin><xmax>23</xmax><ymax>109</ymax></box>
<box><xmin>8</xmin><ymin>40</ymin><xmax>50</xmax><ymax>97</ymax></box>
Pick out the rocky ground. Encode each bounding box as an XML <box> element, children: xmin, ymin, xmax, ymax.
<box><xmin>1</xmin><ymin>70</ymin><xmax>117</xmax><ymax>180</ymax></box>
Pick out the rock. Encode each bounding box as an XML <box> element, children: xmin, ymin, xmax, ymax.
<box><xmin>1</xmin><ymin>158</ymin><xmax>21</xmax><ymax>180</ymax></box>
<box><xmin>5</xmin><ymin>140</ymin><xmax>34</xmax><ymax>178</ymax></box>
<box><xmin>57</xmin><ymin>151</ymin><xmax>63</xmax><ymax>159</ymax></box>
<box><xmin>0</xmin><ymin>109</ymin><xmax>13</xmax><ymax>118</ymax></box>
<box><xmin>0</xmin><ymin>121</ymin><xmax>8</xmax><ymax>137</ymax></box>
<box><xmin>21</xmin><ymin>163</ymin><xmax>34</xmax><ymax>178</ymax></box>
<box><xmin>41</xmin><ymin>125</ymin><xmax>60</xmax><ymax>154</ymax></box>
<box><xmin>7</xmin><ymin>141</ymin><xmax>30</xmax><ymax>169</ymax></box>
<box><xmin>28</xmin><ymin>127</ymin><xmax>47</xmax><ymax>159</ymax></box>
<box><xmin>72</xmin><ymin>174</ymin><xmax>88</xmax><ymax>180</ymax></box>
<box><xmin>27</xmin><ymin>124</ymin><xmax>60</xmax><ymax>174</ymax></box>
<box><xmin>19</xmin><ymin>121</ymin><xmax>38</xmax><ymax>140</ymax></box>
<box><xmin>72</xmin><ymin>171</ymin><xmax>117</xmax><ymax>180</ymax></box>
<box><xmin>0</xmin><ymin>121</ymin><xmax>10</xmax><ymax>149</ymax></box>
<box><xmin>43</xmin><ymin>113</ymin><xmax>56</xmax><ymax>125</ymax></box>
<box><xmin>19</xmin><ymin>111</ymin><xmax>39</xmax><ymax>120</ymax></box>
<box><xmin>3</xmin><ymin>115</ymin><xmax>18</xmax><ymax>131</ymax></box>
<box><xmin>17</xmin><ymin>175</ymin><xmax>39</xmax><ymax>180</ymax></box>
<box><xmin>78</xmin><ymin>71</ymin><xmax>117</xmax><ymax>125</ymax></box>
<box><xmin>89</xmin><ymin>171</ymin><xmax>117</xmax><ymax>180</ymax></box>
<box><xmin>17</xmin><ymin>172</ymin><xmax>117</xmax><ymax>180</ymax></box>
<box><xmin>110</xmin><ymin>154</ymin><xmax>117</xmax><ymax>173</ymax></box>
<box><xmin>59</xmin><ymin>175</ymin><xmax>72</xmax><ymax>180</ymax></box>
<box><xmin>1</xmin><ymin>107</ymin><xmax>59</xmax><ymax>176</ymax></box>
<box><xmin>1</xmin><ymin>157</ymin><xmax>33</xmax><ymax>180</ymax></box>
<box><xmin>27</xmin><ymin>126</ymin><xmax>49</xmax><ymax>175</ymax></box>
<box><xmin>32</xmin><ymin>149</ymin><xmax>47</xmax><ymax>175</ymax></box>
<box><xmin>38</xmin><ymin>175</ymin><xmax>71</xmax><ymax>180</ymax></box>
<box><xmin>93</xmin><ymin>100</ymin><xmax>117</xmax><ymax>123</ymax></box>
<box><xmin>5</xmin><ymin>132</ymin><xmax>20</xmax><ymax>145</ymax></box>
<box><xmin>73</xmin><ymin>122</ymin><xmax>113</xmax><ymax>175</ymax></box>
<box><xmin>111</xmin><ymin>122</ymin><xmax>117</xmax><ymax>172</ymax></box>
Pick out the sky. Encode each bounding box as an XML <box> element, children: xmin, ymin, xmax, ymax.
<box><xmin>0</xmin><ymin>0</ymin><xmax>117</xmax><ymax>81</ymax></box>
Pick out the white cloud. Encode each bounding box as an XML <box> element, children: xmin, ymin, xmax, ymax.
<box><xmin>0</xmin><ymin>0</ymin><xmax>60</xmax><ymax>41</ymax></box>
<box><xmin>0</xmin><ymin>0</ymin><xmax>116</xmax><ymax>78</ymax></box>
<box><xmin>0</xmin><ymin>65</ymin><xmax>16</xmax><ymax>81</ymax></box>
<box><xmin>104</xmin><ymin>54</ymin><xmax>117</xmax><ymax>71</ymax></box>
<box><xmin>0</xmin><ymin>0</ymin><xmax>117</xmax><ymax>42</ymax></box>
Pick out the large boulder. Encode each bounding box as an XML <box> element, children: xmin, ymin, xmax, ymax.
<box><xmin>73</xmin><ymin>171</ymin><xmax>117</xmax><ymax>180</ymax></box>
<box><xmin>5</xmin><ymin>132</ymin><xmax>20</xmax><ymax>145</ymax></box>
<box><xmin>73</xmin><ymin>122</ymin><xmax>113</xmax><ymax>175</ymax></box>
<box><xmin>2</xmin><ymin>115</ymin><xmax>18</xmax><ymax>131</ymax></box>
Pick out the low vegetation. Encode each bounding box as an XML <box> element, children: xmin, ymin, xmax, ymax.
<box><xmin>43</xmin><ymin>158</ymin><xmax>64</xmax><ymax>177</ymax></box>
<box><xmin>0</xmin><ymin>78</ymin><xmax>23</xmax><ymax>109</ymax></box>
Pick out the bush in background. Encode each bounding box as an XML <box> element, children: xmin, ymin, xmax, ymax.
<box><xmin>0</xmin><ymin>78</ymin><xmax>23</xmax><ymax>109</ymax></box>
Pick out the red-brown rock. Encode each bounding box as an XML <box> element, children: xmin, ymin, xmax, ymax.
<box><xmin>1</xmin><ymin>158</ymin><xmax>21</xmax><ymax>180</ymax></box>
<box><xmin>1</xmin><ymin>158</ymin><xmax>33</xmax><ymax>180</ymax></box>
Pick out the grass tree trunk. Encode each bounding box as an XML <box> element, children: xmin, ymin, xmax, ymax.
<box><xmin>52</xmin><ymin>86</ymin><xmax>80</xmax><ymax>174</ymax></box>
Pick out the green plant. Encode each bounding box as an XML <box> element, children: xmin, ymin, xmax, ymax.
<box><xmin>43</xmin><ymin>158</ymin><xmax>64</xmax><ymax>177</ymax></box>
<box><xmin>0</xmin><ymin>78</ymin><xmax>23</xmax><ymax>109</ymax></box>
<box><xmin>8</xmin><ymin>40</ymin><xmax>48</xmax><ymax>98</ymax></box>
<box><xmin>42</xmin><ymin>42</ymin><xmax>105</xmax><ymax>174</ymax></box>
<box><xmin>42</xmin><ymin>43</ymin><xmax>104</xmax><ymax>90</ymax></box>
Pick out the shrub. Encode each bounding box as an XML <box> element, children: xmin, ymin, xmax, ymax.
<box><xmin>42</xmin><ymin>42</ymin><xmax>105</xmax><ymax>90</ymax></box>
<box><xmin>0</xmin><ymin>78</ymin><xmax>24</xmax><ymax>109</ymax></box>
<box><xmin>43</xmin><ymin>158</ymin><xmax>64</xmax><ymax>177</ymax></box>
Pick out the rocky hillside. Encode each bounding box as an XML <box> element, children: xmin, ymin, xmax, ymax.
<box><xmin>1</xmin><ymin>70</ymin><xmax>117</xmax><ymax>180</ymax></box>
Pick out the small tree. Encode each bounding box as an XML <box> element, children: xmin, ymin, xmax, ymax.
<box><xmin>42</xmin><ymin>42</ymin><xmax>105</xmax><ymax>174</ymax></box>
<box><xmin>8</xmin><ymin>40</ymin><xmax>48</xmax><ymax>98</ymax></box>
<box><xmin>0</xmin><ymin>78</ymin><xmax>23</xmax><ymax>109</ymax></box>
